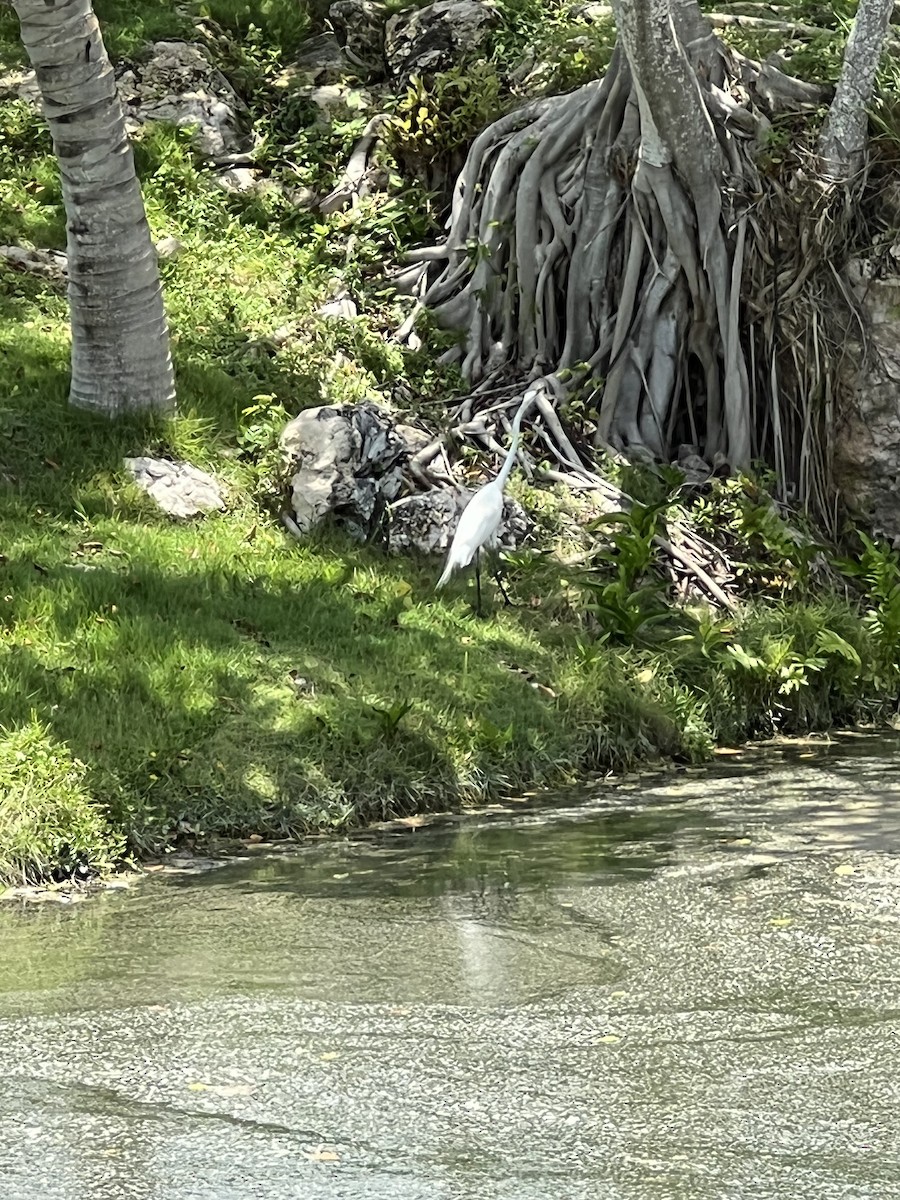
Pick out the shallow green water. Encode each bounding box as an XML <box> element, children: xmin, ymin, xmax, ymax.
<box><xmin>2</xmin><ymin>735</ymin><xmax>900</xmax><ymax>1198</ymax></box>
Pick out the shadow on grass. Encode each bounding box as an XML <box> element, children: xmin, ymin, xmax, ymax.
<box><xmin>0</xmin><ymin>526</ymin><xmax>570</xmax><ymax>847</ymax></box>
<box><xmin>0</xmin><ymin>283</ymin><xmax>587</xmax><ymax>857</ymax></box>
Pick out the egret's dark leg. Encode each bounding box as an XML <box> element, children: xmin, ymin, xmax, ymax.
<box><xmin>474</xmin><ymin>550</ymin><xmax>482</xmax><ymax>616</ymax></box>
<box><xmin>494</xmin><ymin>568</ymin><xmax>513</xmax><ymax>606</ymax></box>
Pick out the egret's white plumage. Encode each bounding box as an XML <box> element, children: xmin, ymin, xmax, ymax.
<box><xmin>435</xmin><ymin>478</ymin><xmax>504</xmax><ymax>588</ymax></box>
<box><xmin>436</xmin><ymin>390</ymin><xmax>537</xmax><ymax>592</ymax></box>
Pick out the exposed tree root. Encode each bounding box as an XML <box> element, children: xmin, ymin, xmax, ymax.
<box><xmin>320</xmin><ymin>114</ymin><xmax>389</xmax><ymax>214</ymax></box>
<box><xmin>409</xmin><ymin>15</ymin><xmax>879</xmax><ymax>541</ymax></box>
<box><xmin>437</xmin><ymin>379</ymin><xmax>737</xmax><ymax>608</ymax></box>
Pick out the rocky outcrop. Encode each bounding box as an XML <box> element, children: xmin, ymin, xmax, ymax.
<box><xmin>4</xmin><ymin>40</ymin><xmax>252</xmax><ymax>163</ymax></box>
<box><xmin>835</xmin><ymin>268</ymin><xmax>900</xmax><ymax>543</ymax></box>
<box><xmin>0</xmin><ymin>245</ymin><xmax>67</xmax><ymax>279</ymax></box>
<box><xmin>324</xmin><ymin>0</ymin><xmax>500</xmax><ymax>87</ymax></box>
<box><xmin>4</xmin><ymin>39</ymin><xmax>252</xmax><ymax>160</ymax></box>
<box><xmin>118</xmin><ymin>41</ymin><xmax>252</xmax><ymax>159</ymax></box>
<box><xmin>384</xmin><ymin>0</ymin><xmax>499</xmax><ymax>85</ymax></box>
<box><xmin>284</xmin><ymin>31</ymin><xmax>348</xmax><ymax>85</ymax></box>
<box><xmin>280</xmin><ymin>402</ymin><xmax>531</xmax><ymax>557</ymax></box>
<box><xmin>124</xmin><ymin>458</ymin><xmax>226</xmax><ymax>518</ymax></box>
<box><xmin>281</xmin><ymin>403</ymin><xmax>409</xmax><ymax>540</ymax></box>
<box><xmin>329</xmin><ymin>0</ymin><xmax>388</xmax><ymax>79</ymax></box>
<box><xmin>388</xmin><ymin>489</ymin><xmax>529</xmax><ymax>557</ymax></box>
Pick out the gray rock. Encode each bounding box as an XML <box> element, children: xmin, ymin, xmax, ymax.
<box><xmin>834</xmin><ymin>269</ymin><xmax>900</xmax><ymax>544</ymax></box>
<box><xmin>388</xmin><ymin>489</ymin><xmax>529</xmax><ymax>556</ymax></box>
<box><xmin>676</xmin><ymin>447</ymin><xmax>711</xmax><ymax>483</ymax></box>
<box><xmin>305</xmin><ymin>82</ymin><xmax>372</xmax><ymax>121</ymax></box>
<box><xmin>0</xmin><ymin>245</ymin><xmax>67</xmax><ymax>278</ymax></box>
<box><xmin>281</xmin><ymin>403</ymin><xmax>409</xmax><ymax>540</ymax></box>
<box><xmin>329</xmin><ymin>0</ymin><xmax>388</xmax><ymax>79</ymax></box>
<box><xmin>290</xmin><ymin>31</ymin><xmax>348</xmax><ymax>81</ymax></box>
<box><xmin>394</xmin><ymin>423</ymin><xmax>433</xmax><ymax>454</ymax></box>
<box><xmin>215</xmin><ymin>166</ymin><xmax>263</xmax><ymax>193</ymax></box>
<box><xmin>124</xmin><ymin>457</ymin><xmax>226</xmax><ymax>519</ymax></box>
<box><xmin>384</xmin><ymin>0</ymin><xmax>499</xmax><ymax>85</ymax></box>
<box><xmin>0</xmin><ymin>66</ymin><xmax>40</xmax><ymax>104</ymax></box>
<box><xmin>285</xmin><ymin>185</ymin><xmax>317</xmax><ymax>210</ymax></box>
<box><xmin>566</xmin><ymin>1</ymin><xmax>613</xmax><ymax>21</ymax></box>
<box><xmin>280</xmin><ymin>401</ymin><xmax>531</xmax><ymax>556</ymax></box>
<box><xmin>316</xmin><ymin>291</ymin><xmax>358</xmax><ymax>320</ymax></box>
<box><xmin>118</xmin><ymin>41</ymin><xmax>252</xmax><ymax>158</ymax></box>
<box><xmin>155</xmin><ymin>235</ymin><xmax>185</xmax><ymax>260</ymax></box>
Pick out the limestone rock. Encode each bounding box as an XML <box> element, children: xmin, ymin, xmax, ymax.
<box><xmin>394</xmin><ymin>423</ymin><xmax>433</xmax><ymax>455</ymax></box>
<box><xmin>280</xmin><ymin>402</ymin><xmax>531</xmax><ymax>556</ymax></box>
<box><xmin>0</xmin><ymin>245</ymin><xmax>67</xmax><ymax>279</ymax></box>
<box><xmin>118</xmin><ymin>41</ymin><xmax>252</xmax><ymax>158</ymax></box>
<box><xmin>124</xmin><ymin>457</ymin><xmax>226</xmax><ymax>518</ymax></box>
<box><xmin>384</xmin><ymin>0</ymin><xmax>499</xmax><ymax>85</ymax></box>
<box><xmin>155</xmin><ymin>235</ymin><xmax>185</xmax><ymax>260</ymax></box>
<box><xmin>281</xmin><ymin>31</ymin><xmax>348</xmax><ymax>85</ymax></box>
<box><xmin>676</xmin><ymin>446</ymin><xmax>712</xmax><ymax>484</ymax></box>
<box><xmin>281</xmin><ymin>403</ymin><xmax>409</xmax><ymax>540</ymax></box>
<box><xmin>305</xmin><ymin>82</ymin><xmax>372</xmax><ymax>121</ymax></box>
<box><xmin>316</xmin><ymin>291</ymin><xmax>358</xmax><ymax>319</ymax></box>
<box><xmin>0</xmin><ymin>66</ymin><xmax>39</xmax><ymax>104</ymax></box>
<box><xmin>388</xmin><ymin>489</ymin><xmax>529</xmax><ymax>556</ymax></box>
<box><xmin>835</xmin><ymin>270</ymin><xmax>900</xmax><ymax>543</ymax></box>
<box><xmin>215</xmin><ymin>166</ymin><xmax>263</xmax><ymax>193</ymax></box>
<box><xmin>329</xmin><ymin>0</ymin><xmax>388</xmax><ymax>79</ymax></box>
<box><xmin>566</xmin><ymin>2</ymin><xmax>613</xmax><ymax>21</ymax></box>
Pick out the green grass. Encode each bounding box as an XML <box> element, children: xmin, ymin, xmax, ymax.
<box><xmin>1</xmin><ymin>0</ymin><xmax>899</xmax><ymax>885</ymax></box>
<box><xmin>0</xmin><ymin>323</ymin><xmax>716</xmax><ymax>875</ymax></box>
<box><xmin>0</xmin><ymin>722</ymin><xmax>122</xmax><ymax>884</ymax></box>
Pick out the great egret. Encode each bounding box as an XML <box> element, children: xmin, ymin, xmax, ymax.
<box><xmin>436</xmin><ymin>390</ymin><xmax>537</xmax><ymax>611</ymax></box>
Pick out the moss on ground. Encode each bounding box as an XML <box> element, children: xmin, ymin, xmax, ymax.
<box><xmin>1</xmin><ymin>0</ymin><xmax>898</xmax><ymax>884</ymax></box>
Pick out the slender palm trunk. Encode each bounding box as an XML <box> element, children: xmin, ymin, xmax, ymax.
<box><xmin>13</xmin><ymin>0</ymin><xmax>175</xmax><ymax>414</ymax></box>
<box><xmin>819</xmin><ymin>0</ymin><xmax>895</xmax><ymax>181</ymax></box>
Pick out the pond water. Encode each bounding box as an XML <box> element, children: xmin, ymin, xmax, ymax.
<box><xmin>3</xmin><ymin>735</ymin><xmax>900</xmax><ymax>1199</ymax></box>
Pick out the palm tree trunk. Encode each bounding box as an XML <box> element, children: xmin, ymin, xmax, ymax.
<box><xmin>12</xmin><ymin>0</ymin><xmax>175</xmax><ymax>415</ymax></box>
<box><xmin>818</xmin><ymin>0</ymin><xmax>895</xmax><ymax>182</ymax></box>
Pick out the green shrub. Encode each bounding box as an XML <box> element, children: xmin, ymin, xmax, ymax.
<box><xmin>0</xmin><ymin>722</ymin><xmax>122</xmax><ymax>884</ymax></box>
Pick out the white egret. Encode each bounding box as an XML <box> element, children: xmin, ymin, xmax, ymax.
<box><xmin>436</xmin><ymin>390</ymin><xmax>537</xmax><ymax>612</ymax></box>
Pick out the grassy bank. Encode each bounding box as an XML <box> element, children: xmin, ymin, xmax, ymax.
<box><xmin>1</xmin><ymin>0</ymin><xmax>899</xmax><ymax>885</ymax></box>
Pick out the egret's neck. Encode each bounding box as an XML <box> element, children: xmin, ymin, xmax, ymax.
<box><xmin>496</xmin><ymin>393</ymin><xmax>536</xmax><ymax>489</ymax></box>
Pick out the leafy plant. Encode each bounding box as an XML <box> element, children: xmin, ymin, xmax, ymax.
<box><xmin>691</xmin><ymin>475</ymin><xmax>825</xmax><ymax>596</ymax></box>
<box><xmin>367</xmin><ymin>699</ymin><xmax>414</xmax><ymax>743</ymax></box>
<box><xmin>521</xmin><ymin>21</ymin><xmax>617</xmax><ymax>94</ymax></box>
<box><xmin>0</xmin><ymin>721</ymin><xmax>122</xmax><ymax>883</ymax></box>
<box><xmin>237</xmin><ymin>392</ymin><xmax>293</xmax><ymax>493</ymax></box>
<box><xmin>199</xmin><ymin>0</ymin><xmax>312</xmax><ymax>62</ymax></box>
<box><xmin>720</xmin><ymin>601</ymin><xmax>875</xmax><ymax>732</ymax></box>
<box><xmin>476</xmin><ymin>716</ymin><xmax>515</xmax><ymax>754</ymax></box>
<box><xmin>834</xmin><ymin>532</ymin><xmax>900</xmax><ymax>688</ymax></box>
<box><xmin>132</xmin><ymin>122</ymin><xmax>204</xmax><ymax>207</ymax></box>
<box><xmin>385</xmin><ymin>65</ymin><xmax>507</xmax><ymax>190</ymax></box>
<box><xmin>577</xmin><ymin>496</ymin><xmax>677</xmax><ymax>644</ymax></box>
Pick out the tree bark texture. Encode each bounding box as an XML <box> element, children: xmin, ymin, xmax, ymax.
<box><xmin>13</xmin><ymin>0</ymin><xmax>175</xmax><ymax>415</ymax></box>
<box><xmin>413</xmin><ymin>0</ymin><xmax>859</xmax><ymax>519</ymax></box>
<box><xmin>819</xmin><ymin>0</ymin><xmax>894</xmax><ymax>181</ymax></box>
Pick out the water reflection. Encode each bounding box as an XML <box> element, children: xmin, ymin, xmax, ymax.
<box><xmin>174</xmin><ymin>800</ymin><xmax>740</xmax><ymax>907</ymax></box>
<box><xmin>0</xmin><ymin>735</ymin><xmax>898</xmax><ymax>1014</ymax></box>
<box><xmin>2</xmin><ymin>737</ymin><xmax>900</xmax><ymax>1199</ymax></box>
